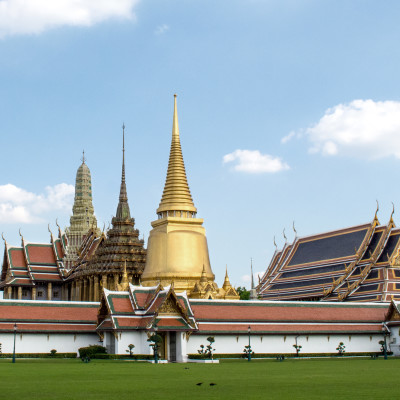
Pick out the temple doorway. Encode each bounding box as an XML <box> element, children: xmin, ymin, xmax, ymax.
<box><xmin>169</xmin><ymin>332</ymin><xmax>177</xmax><ymax>362</ymax></box>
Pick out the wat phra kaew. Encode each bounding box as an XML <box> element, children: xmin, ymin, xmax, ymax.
<box><xmin>1</xmin><ymin>96</ymin><xmax>400</xmax><ymax>361</ymax></box>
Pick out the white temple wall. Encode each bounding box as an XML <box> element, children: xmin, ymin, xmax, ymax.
<box><xmin>115</xmin><ymin>331</ymin><xmax>153</xmax><ymax>355</ymax></box>
<box><xmin>0</xmin><ymin>331</ymin><xmax>386</xmax><ymax>357</ymax></box>
<box><xmin>0</xmin><ymin>332</ymin><xmax>98</xmax><ymax>354</ymax></box>
<box><xmin>387</xmin><ymin>325</ymin><xmax>400</xmax><ymax>356</ymax></box>
<box><xmin>187</xmin><ymin>333</ymin><xmax>383</xmax><ymax>355</ymax></box>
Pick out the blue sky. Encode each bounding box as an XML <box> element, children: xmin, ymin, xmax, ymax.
<box><xmin>1</xmin><ymin>0</ymin><xmax>400</xmax><ymax>288</ymax></box>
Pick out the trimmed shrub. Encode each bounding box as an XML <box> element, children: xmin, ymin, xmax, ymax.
<box><xmin>0</xmin><ymin>353</ymin><xmax>77</xmax><ymax>359</ymax></box>
<box><xmin>187</xmin><ymin>351</ymin><xmax>391</xmax><ymax>360</ymax></box>
<box><xmin>93</xmin><ymin>353</ymin><xmax>154</xmax><ymax>360</ymax></box>
<box><xmin>78</xmin><ymin>345</ymin><xmax>107</xmax><ymax>359</ymax></box>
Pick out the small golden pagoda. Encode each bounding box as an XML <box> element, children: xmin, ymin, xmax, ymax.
<box><xmin>141</xmin><ymin>95</ymin><xmax>238</xmax><ymax>299</ymax></box>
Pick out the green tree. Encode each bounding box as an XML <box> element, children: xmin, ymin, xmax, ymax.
<box><xmin>236</xmin><ymin>286</ymin><xmax>250</xmax><ymax>300</ymax></box>
<box><xmin>336</xmin><ymin>342</ymin><xmax>346</xmax><ymax>356</ymax></box>
<box><xmin>126</xmin><ymin>344</ymin><xmax>135</xmax><ymax>357</ymax></box>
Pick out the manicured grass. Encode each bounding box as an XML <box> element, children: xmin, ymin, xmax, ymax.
<box><xmin>0</xmin><ymin>357</ymin><xmax>397</xmax><ymax>399</ymax></box>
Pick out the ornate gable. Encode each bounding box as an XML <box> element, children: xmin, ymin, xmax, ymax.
<box><xmin>386</xmin><ymin>300</ymin><xmax>400</xmax><ymax>322</ymax></box>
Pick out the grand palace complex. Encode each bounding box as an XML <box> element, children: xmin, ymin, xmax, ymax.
<box><xmin>1</xmin><ymin>96</ymin><xmax>400</xmax><ymax>361</ymax></box>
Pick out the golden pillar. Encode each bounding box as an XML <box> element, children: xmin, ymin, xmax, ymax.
<box><xmin>32</xmin><ymin>287</ymin><xmax>36</xmax><ymax>300</ymax></box>
<box><xmin>47</xmin><ymin>282</ymin><xmax>52</xmax><ymax>301</ymax></box>
<box><xmin>102</xmin><ymin>275</ymin><xmax>107</xmax><ymax>290</ymax></box>
<box><xmin>113</xmin><ymin>273</ymin><xmax>119</xmax><ymax>291</ymax></box>
<box><xmin>83</xmin><ymin>279</ymin><xmax>87</xmax><ymax>301</ymax></box>
<box><xmin>77</xmin><ymin>280</ymin><xmax>82</xmax><ymax>301</ymax></box>
<box><xmin>141</xmin><ymin>95</ymin><xmax>215</xmax><ymax>293</ymax></box>
<box><xmin>89</xmin><ymin>276</ymin><xmax>94</xmax><ymax>301</ymax></box>
<box><xmin>94</xmin><ymin>276</ymin><xmax>99</xmax><ymax>302</ymax></box>
<box><xmin>18</xmin><ymin>286</ymin><xmax>22</xmax><ymax>300</ymax></box>
<box><xmin>71</xmin><ymin>281</ymin><xmax>76</xmax><ymax>301</ymax></box>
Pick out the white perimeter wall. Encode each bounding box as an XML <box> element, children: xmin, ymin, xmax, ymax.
<box><xmin>0</xmin><ymin>331</ymin><xmax>387</xmax><ymax>358</ymax></box>
<box><xmin>187</xmin><ymin>333</ymin><xmax>383</xmax><ymax>355</ymax></box>
<box><xmin>0</xmin><ymin>332</ymin><xmax>98</xmax><ymax>354</ymax></box>
<box><xmin>388</xmin><ymin>325</ymin><xmax>400</xmax><ymax>356</ymax></box>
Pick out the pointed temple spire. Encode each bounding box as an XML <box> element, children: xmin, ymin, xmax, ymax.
<box><xmin>116</xmin><ymin>124</ymin><xmax>131</xmax><ymax>220</ymax></box>
<box><xmin>222</xmin><ymin>265</ymin><xmax>232</xmax><ymax>290</ymax></box>
<box><xmin>249</xmin><ymin>258</ymin><xmax>258</xmax><ymax>300</ymax></box>
<box><xmin>157</xmin><ymin>94</ymin><xmax>197</xmax><ymax>215</ymax></box>
<box><xmin>64</xmin><ymin>153</ymin><xmax>100</xmax><ymax>269</ymax></box>
<box><xmin>251</xmin><ymin>258</ymin><xmax>254</xmax><ymax>290</ymax></box>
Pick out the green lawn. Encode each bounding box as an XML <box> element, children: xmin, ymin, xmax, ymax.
<box><xmin>0</xmin><ymin>357</ymin><xmax>397</xmax><ymax>400</ymax></box>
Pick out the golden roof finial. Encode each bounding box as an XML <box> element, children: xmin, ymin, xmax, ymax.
<box><xmin>200</xmin><ymin>264</ymin><xmax>208</xmax><ymax>283</ymax></box>
<box><xmin>157</xmin><ymin>94</ymin><xmax>197</xmax><ymax>214</ymax></box>
<box><xmin>118</xmin><ymin>260</ymin><xmax>129</xmax><ymax>291</ymax></box>
<box><xmin>223</xmin><ymin>265</ymin><xmax>232</xmax><ymax>290</ymax></box>
<box><xmin>374</xmin><ymin>199</ymin><xmax>379</xmax><ymax>223</ymax></box>
<box><xmin>390</xmin><ymin>202</ymin><xmax>395</xmax><ymax>225</ymax></box>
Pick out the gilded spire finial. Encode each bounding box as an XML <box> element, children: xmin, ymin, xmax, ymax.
<box><xmin>82</xmin><ymin>150</ymin><xmax>85</xmax><ymax>164</ymax></box>
<box><xmin>200</xmin><ymin>264</ymin><xmax>207</xmax><ymax>283</ymax></box>
<box><xmin>115</xmin><ymin>124</ymin><xmax>131</xmax><ymax>220</ymax></box>
<box><xmin>120</xmin><ymin>123</ymin><xmax>127</xmax><ymax>202</ymax></box>
<box><xmin>157</xmin><ymin>95</ymin><xmax>197</xmax><ymax>214</ymax></box>
<box><xmin>390</xmin><ymin>202</ymin><xmax>395</xmax><ymax>224</ymax></box>
<box><xmin>223</xmin><ymin>265</ymin><xmax>232</xmax><ymax>290</ymax></box>
<box><xmin>374</xmin><ymin>200</ymin><xmax>379</xmax><ymax>222</ymax></box>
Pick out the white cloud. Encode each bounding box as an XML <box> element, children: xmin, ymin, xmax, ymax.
<box><xmin>223</xmin><ymin>149</ymin><xmax>290</xmax><ymax>173</ymax></box>
<box><xmin>0</xmin><ymin>183</ymin><xmax>74</xmax><ymax>223</ymax></box>
<box><xmin>154</xmin><ymin>24</ymin><xmax>169</xmax><ymax>35</ymax></box>
<box><xmin>289</xmin><ymin>99</ymin><xmax>400</xmax><ymax>159</ymax></box>
<box><xmin>0</xmin><ymin>0</ymin><xmax>140</xmax><ymax>38</ymax></box>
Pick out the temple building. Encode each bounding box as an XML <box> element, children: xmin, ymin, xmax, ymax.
<box><xmin>0</xmin><ymin>155</ymin><xmax>101</xmax><ymax>300</ymax></box>
<box><xmin>64</xmin><ymin>152</ymin><xmax>101</xmax><ymax>269</ymax></box>
<box><xmin>258</xmin><ymin>208</ymin><xmax>400</xmax><ymax>302</ymax></box>
<box><xmin>65</xmin><ymin>126</ymin><xmax>147</xmax><ymax>302</ymax></box>
<box><xmin>141</xmin><ymin>95</ymin><xmax>238</xmax><ymax>300</ymax></box>
<box><xmin>0</xmin><ymin>226</ymin><xmax>67</xmax><ymax>300</ymax></box>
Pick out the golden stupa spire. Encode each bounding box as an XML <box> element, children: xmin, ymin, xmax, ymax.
<box><xmin>157</xmin><ymin>94</ymin><xmax>197</xmax><ymax>215</ymax></box>
<box><xmin>222</xmin><ymin>265</ymin><xmax>232</xmax><ymax>290</ymax></box>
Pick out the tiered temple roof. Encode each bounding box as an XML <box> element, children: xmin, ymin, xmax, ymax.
<box><xmin>0</xmin><ymin>228</ymin><xmax>67</xmax><ymax>300</ymax></box>
<box><xmin>0</xmin><ymin>299</ymin><xmax>98</xmax><ymax>333</ymax></box>
<box><xmin>97</xmin><ymin>283</ymin><xmax>197</xmax><ymax>332</ymax></box>
<box><xmin>258</xmin><ymin>210</ymin><xmax>400</xmax><ymax>302</ymax></box>
<box><xmin>189</xmin><ymin>299</ymin><xmax>388</xmax><ymax>335</ymax></box>
<box><xmin>97</xmin><ymin>284</ymin><xmax>388</xmax><ymax>336</ymax></box>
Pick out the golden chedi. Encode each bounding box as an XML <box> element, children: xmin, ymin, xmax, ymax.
<box><xmin>142</xmin><ymin>95</ymin><xmax>226</xmax><ymax>297</ymax></box>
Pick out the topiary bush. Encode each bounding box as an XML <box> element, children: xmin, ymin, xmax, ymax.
<box><xmin>78</xmin><ymin>345</ymin><xmax>107</xmax><ymax>359</ymax></box>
